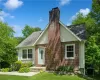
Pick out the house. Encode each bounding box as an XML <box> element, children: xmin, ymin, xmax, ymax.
<box><xmin>16</xmin><ymin>7</ymin><xmax>86</xmax><ymax>73</ymax></box>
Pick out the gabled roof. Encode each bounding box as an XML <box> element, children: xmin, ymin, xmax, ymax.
<box><xmin>16</xmin><ymin>31</ymin><xmax>42</xmax><ymax>48</ymax></box>
<box><xmin>16</xmin><ymin>23</ymin><xmax>86</xmax><ymax>48</ymax></box>
<box><xmin>67</xmin><ymin>23</ymin><xmax>86</xmax><ymax>40</ymax></box>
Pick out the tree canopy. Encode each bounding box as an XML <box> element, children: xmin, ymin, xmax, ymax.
<box><xmin>22</xmin><ymin>25</ymin><xmax>41</xmax><ymax>38</ymax></box>
<box><xmin>72</xmin><ymin>0</ymin><xmax>100</xmax><ymax>74</ymax></box>
<box><xmin>0</xmin><ymin>22</ymin><xmax>17</xmax><ymax>65</ymax></box>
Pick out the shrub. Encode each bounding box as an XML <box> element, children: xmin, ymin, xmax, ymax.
<box><xmin>0</xmin><ymin>61</ymin><xmax>10</xmax><ymax>69</ymax></box>
<box><xmin>40</xmin><ymin>70</ymin><xmax>44</xmax><ymax>73</ymax></box>
<box><xmin>1</xmin><ymin>68</ymin><xmax>10</xmax><ymax>72</ymax></box>
<box><xmin>9</xmin><ymin>68</ymin><xmax>12</xmax><ymax>72</ymax></box>
<box><xmin>13</xmin><ymin>61</ymin><xmax>22</xmax><ymax>71</ymax></box>
<box><xmin>67</xmin><ymin>66</ymin><xmax>74</xmax><ymax>72</ymax></box>
<box><xmin>56</xmin><ymin>66</ymin><xmax>68</xmax><ymax>75</ymax></box>
<box><xmin>19</xmin><ymin>67</ymin><xmax>30</xmax><ymax>73</ymax></box>
<box><xmin>11</xmin><ymin>61</ymin><xmax>33</xmax><ymax>71</ymax></box>
<box><xmin>28</xmin><ymin>61</ymin><xmax>33</xmax><ymax>67</ymax></box>
<box><xmin>56</xmin><ymin>66</ymin><xmax>74</xmax><ymax>75</ymax></box>
<box><xmin>21</xmin><ymin>62</ymin><xmax>33</xmax><ymax>68</ymax></box>
<box><xmin>21</xmin><ymin>63</ymin><xmax>28</xmax><ymax>68</ymax></box>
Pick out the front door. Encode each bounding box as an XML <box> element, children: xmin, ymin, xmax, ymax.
<box><xmin>38</xmin><ymin>47</ymin><xmax>45</xmax><ymax>65</ymax></box>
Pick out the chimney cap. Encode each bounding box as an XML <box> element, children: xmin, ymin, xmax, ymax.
<box><xmin>52</xmin><ymin>7</ymin><xmax>59</xmax><ymax>10</ymax></box>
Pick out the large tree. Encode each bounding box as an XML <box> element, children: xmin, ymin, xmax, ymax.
<box><xmin>22</xmin><ymin>25</ymin><xmax>41</xmax><ymax>38</ymax></box>
<box><xmin>91</xmin><ymin>0</ymin><xmax>100</xmax><ymax>73</ymax></box>
<box><xmin>0</xmin><ymin>22</ymin><xmax>17</xmax><ymax>67</ymax></box>
<box><xmin>72</xmin><ymin>11</ymin><xmax>100</xmax><ymax>73</ymax></box>
<box><xmin>91</xmin><ymin>0</ymin><xmax>100</xmax><ymax>25</ymax></box>
<box><xmin>91</xmin><ymin>0</ymin><xmax>100</xmax><ymax>45</ymax></box>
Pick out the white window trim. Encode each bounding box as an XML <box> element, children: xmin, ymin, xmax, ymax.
<box><xmin>65</xmin><ymin>44</ymin><xmax>75</xmax><ymax>59</ymax></box>
<box><xmin>21</xmin><ymin>48</ymin><xmax>33</xmax><ymax>60</ymax></box>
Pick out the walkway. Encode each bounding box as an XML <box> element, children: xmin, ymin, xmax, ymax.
<box><xmin>0</xmin><ymin>72</ymin><xmax>39</xmax><ymax>76</ymax></box>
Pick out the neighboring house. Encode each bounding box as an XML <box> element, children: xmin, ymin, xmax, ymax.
<box><xmin>16</xmin><ymin>7</ymin><xmax>86</xmax><ymax>73</ymax></box>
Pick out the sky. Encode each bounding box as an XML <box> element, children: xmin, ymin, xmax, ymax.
<box><xmin>0</xmin><ymin>0</ymin><xmax>92</xmax><ymax>37</ymax></box>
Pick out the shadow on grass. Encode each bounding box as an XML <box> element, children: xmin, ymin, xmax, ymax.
<box><xmin>53</xmin><ymin>71</ymin><xmax>100</xmax><ymax>80</ymax></box>
<box><xmin>77</xmin><ymin>74</ymin><xmax>100</xmax><ymax>80</ymax></box>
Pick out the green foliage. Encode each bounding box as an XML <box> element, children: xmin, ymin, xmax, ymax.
<box><xmin>15</xmin><ymin>37</ymin><xmax>24</xmax><ymax>44</ymax></box>
<box><xmin>0</xmin><ymin>72</ymin><xmax>86</xmax><ymax>80</ymax></box>
<box><xmin>12</xmin><ymin>61</ymin><xmax>32</xmax><ymax>71</ymax></box>
<box><xmin>85</xmin><ymin>36</ymin><xmax>100</xmax><ymax>70</ymax></box>
<box><xmin>27</xmin><ymin>61</ymin><xmax>33</xmax><ymax>67</ymax></box>
<box><xmin>56</xmin><ymin>66</ymin><xmax>68</xmax><ymax>72</ymax></box>
<box><xmin>21</xmin><ymin>62</ymin><xmax>33</xmax><ymax>68</ymax></box>
<box><xmin>90</xmin><ymin>1</ymin><xmax>100</xmax><ymax>73</ymax></box>
<box><xmin>1</xmin><ymin>68</ymin><xmax>10</xmax><ymax>72</ymax></box>
<box><xmin>68</xmin><ymin>66</ymin><xmax>74</xmax><ymax>72</ymax></box>
<box><xmin>72</xmin><ymin>13</ymin><xmax>96</xmax><ymax>37</ymax></box>
<box><xmin>21</xmin><ymin>63</ymin><xmax>29</xmax><ymax>68</ymax></box>
<box><xmin>56</xmin><ymin>66</ymin><xmax>74</xmax><ymax>75</ymax></box>
<box><xmin>72</xmin><ymin>1</ymin><xmax>100</xmax><ymax>74</ymax></box>
<box><xmin>18</xmin><ymin>67</ymin><xmax>30</xmax><ymax>73</ymax></box>
<box><xmin>40</xmin><ymin>70</ymin><xmax>44</xmax><ymax>73</ymax></box>
<box><xmin>9</xmin><ymin>68</ymin><xmax>12</xmax><ymax>72</ymax></box>
<box><xmin>22</xmin><ymin>25</ymin><xmax>41</xmax><ymax>38</ymax></box>
<box><xmin>0</xmin><ymin>61</ymin><xmax>10</xmax><ymax>68</ymax></box>
<box><xmin>13</xmin><ymin>61</ymin><xmax>22</xmax><ymax>71</ymax></box>
<box><xmin>91</xmin><ymin>0</ymin><xmax>100</xmax><ymax>25</ymax></box>
<box><xmin>0</xmin><ymin>22</ymin><xmax>17</xmax><ymax>66</ymax></box>
<box><xmin>72</xmin><ymin>13</ymin><xmax>86</xmax><ymax>25</ymax></box>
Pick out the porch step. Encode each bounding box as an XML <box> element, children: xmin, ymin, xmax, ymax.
<box><xmin>30</xmin><ymin>67</ymin><xmax>46</xmax><ymax>72</ymax></box>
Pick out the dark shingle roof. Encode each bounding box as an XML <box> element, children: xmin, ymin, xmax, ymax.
<box><xmin>67</xmin><ymin>23</ymin><xmax>86</xmax><ymax>40</ymax></box>
<box><xmin>16</xmin><ymin>31</ymin><xmax>42</xmax><ymax>48</ymax></box>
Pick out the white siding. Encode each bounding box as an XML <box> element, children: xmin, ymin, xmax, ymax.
<box><xmin>60</xmin><ymin>24</ymin><xmax>78</xmax><ymax>42</ymax></box>
<box><xmin>79</xmin><ymin>41</ymin><xmax>85</xmax><ymax>68</ymax></box>
<box><xmin>17</xmin><ymin>47</ymin><xmax>35</xmax><ymax>64</ymax></box>
<box><xmin>18</xmin><ymin>49</ymin><xmax>22</xmax><ymax>60</ymax></box>
<box><xmin>36</xmin><ymin>29</ymin><xmax>48</xmax><ymax>44</ymax></box>
<box><xmin>36</xmin><ymin>23</ymin><xmax>79</xmax><ymax>44</ymax></box>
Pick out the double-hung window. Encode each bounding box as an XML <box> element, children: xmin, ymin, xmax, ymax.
<box><xmin>22</xmin><ymin>49</ymin><xmax>32</xmax><ymax>60</ymax></box>
<box><xmin>65</xmin><ymin>44</ymin><xmax>75</xmax><ymax>59</ymax></box>
<box><xmin>28</xmin><ymin>49</ymin><xmax>32</xmax><ymax>58</ymax></box>
<box><xmin>22</xmin><ymin>50</ymin><xmax>27</xmax><ymax>59</ymax></box>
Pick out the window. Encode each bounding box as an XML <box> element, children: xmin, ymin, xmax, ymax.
<box><xmin>65</xmin><ymin>44</ymin><xmax>75</xmax><ymax>59</ymax></box>
<box><xmin>22</xmin><ymin>50</ymin><xmax>27</xmax><ymax>59</ymax></box>
<box><xmin>28</xmin><ymin>49</ymin><xmax>32</xmax><ymax>58</ymax></box>
<box><xmin>22</xmin><ymin>49</ymin><xmax>32</xmax><ymax>59</ymax></box>
<box><xmin>40</xmin><ymin>50</ymin><xmax>43</xmax><ymax>59</ymax></box>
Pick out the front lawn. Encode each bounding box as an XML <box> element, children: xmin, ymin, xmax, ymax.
<box><xmin>0</xmin><ymin>72</ymin><xmax>86</xmax><ymax>80</ymax></box>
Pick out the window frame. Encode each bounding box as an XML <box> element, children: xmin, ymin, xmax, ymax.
<box><xmin>22</xmin><ymin>49</ymin><xmax>27</xmax><ymax>59</ymax></box>
<box><xmin>21</xmin><ymin>48</ymin><xmax>33</xmax><ymax>60</ymax></box>
<box><xmin>65</xmin><ymin>44</ymin><xmax>75</xmax><ymax>59</ymax></box>
<box><xmin>28</xmin><ymin>49</ymin><xmax>33</xmax><ymax>59</ymax></box>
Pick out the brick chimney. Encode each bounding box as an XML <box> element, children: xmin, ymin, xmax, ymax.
<box><xmin>49</xmin><ymin>7</ymin><xmax>60</xmax><ymax>23</ymax></box>
<box><xmin>46</xmin><ymin>7</ymin><xmax>62</xmax><ymax>70</ymax></box>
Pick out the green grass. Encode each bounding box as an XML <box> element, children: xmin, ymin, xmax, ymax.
<box><xmin>0</xmin><ymin>72</ymin><xmax>86</xmax><ymax>80</ymax></box>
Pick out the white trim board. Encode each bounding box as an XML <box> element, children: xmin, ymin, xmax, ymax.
<box><xmin>65</xmin><ymin>44</ymin><xmax>75</xmax><ymax>59</ymax></box>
